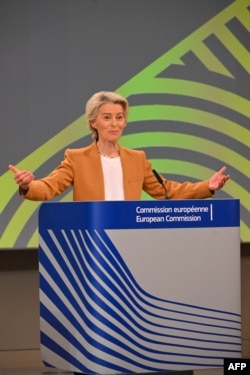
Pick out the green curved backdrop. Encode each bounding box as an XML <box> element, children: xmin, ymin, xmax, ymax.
<box><xmin>1</xmin><ymin>0</ymin><xmax>249</xmax><ymax>247</ymax></box>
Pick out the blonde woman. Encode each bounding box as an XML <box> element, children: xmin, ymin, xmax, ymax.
<box><xmin>9</xmin><ymin>91</ymin><xmax>229</xmax><ymax>201</ymax></box>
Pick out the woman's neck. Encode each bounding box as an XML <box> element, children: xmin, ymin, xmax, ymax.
<box><xmin>97</xmin><ymin>141</ymin><xmax>120</xmax><ymax>158</ymax></box>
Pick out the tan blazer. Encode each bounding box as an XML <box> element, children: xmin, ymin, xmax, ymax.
<box><xmin>24</xmin><ymin>142</ymin><xmax>213</xmax><ymax>201</ymax></box>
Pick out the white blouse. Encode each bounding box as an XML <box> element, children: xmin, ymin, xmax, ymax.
<box><xmin>100</xmin><ymin>155</ymin><xmax>125</xmax><ymax>200</ymax></box>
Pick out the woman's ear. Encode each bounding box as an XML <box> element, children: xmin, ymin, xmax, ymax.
<box><xmin>90</xmin><ymin>120</ymin><xmax>96</xmax><ymax>129</ymax></box>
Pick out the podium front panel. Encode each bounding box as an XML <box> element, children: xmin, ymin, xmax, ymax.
<box><xmin>39</xmin><ymin>199</ymin><xmax>241</xmax><ymax>373</ymax></box>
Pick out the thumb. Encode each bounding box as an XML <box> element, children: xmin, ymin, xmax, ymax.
<box><xmin>217</xmin><ymin>166</ymin><xmax>227</xmax><ymax>175</ymax></box>
<box><xmin>8</xmin><ymin>164</ymin><xmax>20</xmax><ymax>174</ymax></box>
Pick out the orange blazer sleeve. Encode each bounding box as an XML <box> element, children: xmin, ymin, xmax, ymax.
<box><xmin>22</xmin><ymin>142</ymin><xmax>213</xmax><ymax>201</ymax></box>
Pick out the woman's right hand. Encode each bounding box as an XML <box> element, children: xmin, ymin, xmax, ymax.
<box><xmin>8</xmin><ymin>164</ymin><xmax>35</xmax><ymax>190</ymax></box>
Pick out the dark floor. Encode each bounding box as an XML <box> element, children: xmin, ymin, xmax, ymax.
<box><xmin>0</xmin><ymin>368</ymin><xmax>194</xmax><ymax>375</ymax></box>
<box><xmin>0</xmin><ymin>368</ymin><xmax>72</xmax><ymax>375</ymax></box>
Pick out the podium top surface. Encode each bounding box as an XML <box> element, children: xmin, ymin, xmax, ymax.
<box><xmin>39</xmin><ymin>199</ymin><xmax>240</xmax><ymax>231</ymax></box>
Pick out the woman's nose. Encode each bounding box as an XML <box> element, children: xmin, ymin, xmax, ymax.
<box><xmin>111</xmin><ymin>118</ymin><xmax>118</xmax><ymax>126</ymax></box>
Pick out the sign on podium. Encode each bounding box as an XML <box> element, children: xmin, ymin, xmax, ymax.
<box><xmin>39</xmin><ymin>199</ymin><xmax>241</xmax><ymax>373</ymax></box>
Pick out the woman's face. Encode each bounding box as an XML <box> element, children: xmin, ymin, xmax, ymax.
<box><xmin>91</xmin><ymin>103</ymin><xmax>126</xmax><ymax>144</ymax></box>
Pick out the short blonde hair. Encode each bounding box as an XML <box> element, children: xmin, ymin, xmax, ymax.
<box><xmin>85</xmin><ymin>91</ymin><xmax>129</xmax><ymax>140</ymax></box>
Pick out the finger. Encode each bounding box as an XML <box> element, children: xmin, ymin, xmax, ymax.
<box><xmin>15</xmin><ymin>171</ymin><xmax>34</xmax><ymax>183</ymax></box>
<box><xmin>8</xmin><ymin>164</ymin><xmax>20</xmax><ymax>174</ymax></box>
<box><xmin>217</xmin><ymin>166</ymin><xmax>227</xmax><ymax>175</ymax></box>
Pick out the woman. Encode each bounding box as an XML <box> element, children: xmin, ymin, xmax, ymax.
<box><xmin>9</xmin><ymin>91</ymin><xmax>229</xmax><ymax>201</ymax></box>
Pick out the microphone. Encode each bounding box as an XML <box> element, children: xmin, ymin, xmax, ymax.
<box><xmin>153</xmin><ymin>169</ymin><xmax>168</xmax><ymax>199</ymax></box>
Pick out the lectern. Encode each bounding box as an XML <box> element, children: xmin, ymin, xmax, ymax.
<box><xmin>39</xmin><ymin>199</ymin><xmax>241</xmax><ymax>373</ymax></box>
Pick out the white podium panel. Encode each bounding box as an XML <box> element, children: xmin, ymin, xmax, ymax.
<box><xmin>39</xmin><ymin>199</ymin><xmax>241</xmax><ymax>373</ymax></box>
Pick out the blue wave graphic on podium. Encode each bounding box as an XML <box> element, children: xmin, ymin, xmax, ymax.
<box><xmin>39</xmin><ymin>229</ymin><xmax>241</xmax><ymax>373</ymax></box>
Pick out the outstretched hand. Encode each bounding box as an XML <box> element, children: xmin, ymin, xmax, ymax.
<box><xmin>8</xmin><ymin>164</ymin><xmax>35</xmax><ymax>190</ymax></box>
<box><xmin>208</xmin><ymin>166</ymin><xmax>230</xmax><ymax>191</ymax></box>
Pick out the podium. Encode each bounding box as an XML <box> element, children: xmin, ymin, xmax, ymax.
<box><xmin>38</xmin><ymin>199</ymin><xmax>241</xmax><ymax>373</ymax></box>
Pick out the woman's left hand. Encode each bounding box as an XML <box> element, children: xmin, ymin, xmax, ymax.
<box><xmin>208</xmin><ymin>166</ymin><xmax>230</xmax><ymax>191</ymax></box>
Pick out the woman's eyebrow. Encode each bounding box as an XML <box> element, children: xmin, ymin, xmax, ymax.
<box><xmin>102</xmin><ymin>111</ymin><xmax>124</xmax><ymax>115</ymax></box>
